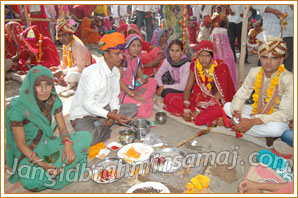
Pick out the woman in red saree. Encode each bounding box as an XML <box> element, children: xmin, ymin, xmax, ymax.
<box><xmin>163</xmin><ymin>40</ymin><xmax>235</xmax><ymax>126</ymax></box>
<box><xmin>5</xmin><ymin>22</ymin><xmax>59</xmax><ymax>73</ymax></box>
<box><xmin>22</xmin><ymin>25</ymin><xmax>60</xmax><ymax>70</ymax></box>
<box><xmin>29</xmin><ymin>5</ymin><xmax>51</xmax><ymax>39</ymax></box>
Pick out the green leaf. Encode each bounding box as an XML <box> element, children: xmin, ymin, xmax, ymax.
<box><xmin>44</xmin><ymin>150</ymin><xmax>60</xmax><ymax>163</ymax></box>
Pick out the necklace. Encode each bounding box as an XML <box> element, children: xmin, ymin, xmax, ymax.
<box><xmin>196</xmin><ymin>59</ymin><xmax>218</xmax><ymax>90</ymax></box>
<box><xmin>35</xmin><ymin>34</ymin><xmax>43</xmax><ymax>63</ymax></box>
<box><xmin>63</xmin><ymin>39</ymin><xmax>74</xmax><ymax>68</ymax></box>
<box><xmin>252</xmin><ymin>64</ymin><xmax>285</xmax><ymax>114</ymax></box>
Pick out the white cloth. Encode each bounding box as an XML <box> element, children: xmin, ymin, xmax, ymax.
<box><xmin>29</xmin><ymin>5</ymin><xmax>41</xmax><ymax>12</ymax></box>
<box><xmin>199</xmin><ymin>5</ymin><xmax>212</xmax><ymax>17</ymax></box>
<box><xmin>228</xmin><ymin>5</ymin><xmax>244</xmax><ymax>24</ymax></box>
<box><xmin>210</xmin><ymin>27</ymin><xmax>228</xmax><ymax>41</ymax></box>
<box><xmin>111</xmin><ymin>5</ymin><xmax>128</xmax><ymax>17</ymax></box>
<box><xmin>224</xmin><ymin>102</ymin><xmax>289</xmax><ymax>137</ymax></box>
<box><xmin>192</xmin><ymin>5</ymin><xmax>202</xmax><ymax>23</ymax></box>
<box><xmin>65</xmin><ymin>71</ymin><xmax>81</xmax><ymax>84</ymax></box>
<box><xmin>70</xmin><ymin>58</ymin><xmax>120</xmax><ymax>120</ymax></box>
<box><xmin>5</xmin><ymin>59</ymin><xmax>13</xmax><ymax>72</ymax></box>
<box><xmin>252</xmin><ymin>5</ymin><xmax>293</xmax><ymax>38</ymax></box>
<box><xmin>132</xmin><ymin>5</ymin><xmax>158</xmax><ymax>12</ymax></box>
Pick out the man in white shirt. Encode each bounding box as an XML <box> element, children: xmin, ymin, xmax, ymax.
<box><xmin>252</xmin><ymin>5</ymin><xmax>293</xmax><ymax>72</ymax></box>
<box><xmin>223</xmin><ymin>5</ymin><xmax>248</xmax><ymax>63</ymax></box>
<box><xmin>131</xmin><ymin>5</ymin><xmax>158</xmax><ymax>42</ymax></box>
<box><xmin>70</xmin><ymin>32</ymin><xmax>138</xmax><ymax>145</ymax></box>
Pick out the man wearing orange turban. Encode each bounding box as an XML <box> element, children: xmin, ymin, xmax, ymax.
<box><xmin>224</xmin><ymin>33</ymin><xmax>293</xmax><ymax>146</ymax></box>
<box><xmin>70</xmin><ymin>32</ymin><xmax>138</xmax><ymax>146</ymax></box>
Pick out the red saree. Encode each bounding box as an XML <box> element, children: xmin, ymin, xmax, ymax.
<box><xmin>29</xmin><ymin>5</ymin><xmax>51</xmax><ymax>39</ymax></box>
<box><xmin>163</xmin><ymin>59</ymin><xmax>235</xmax><ymax>126</ymax></box>
<box><xmin>19</xmin><ymin>25</ymin><xmax>60</xmax><ymax>72</ymax></box>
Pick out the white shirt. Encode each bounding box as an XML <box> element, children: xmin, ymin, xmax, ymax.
<box><xmin>199</xmin><ymin>5</ymin><xmax>212</xmax><ymax>17</ymax></box>
<box><xmin>132</xmin><ymin>5</ymin><xmax>158</xmax><ymax>12</ymax></box>
<box><xmin>70</xmin><ymin>58</ymin><xmax>120</xmax><ymax>120</ymax></box>
<box><xmin>111</xmin><ymin>5</ymin><xmax>128</xmax><ymax>17</ymax></box>
<box><xmin>228</xmin><ymin>5</ymin><xmax>244</xmax><ymax>24</ymax></box>
<box><xmin>252</xmin><ymin>5</ymin><xmax>293</xmax><ymax>38</ymax></box>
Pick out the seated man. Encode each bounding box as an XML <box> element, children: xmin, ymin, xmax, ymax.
<box><xmin>70</xmin><ymin>32</ymin><xmax>138</xmax><ymax>146</ymax></box>
<box><xmin>224</xmin><ymin>34</ymin><xmax>293</xmax><ymax>146</ymax></box>
<box><xmin>53</xmin><ymin>20</ymin><xmax>93</xmax><ymax>88</ymax></box>
<box><xmin>164</xmin><ymin>40</ymin><xmax>236</xmax><ymax>126</ymax></box>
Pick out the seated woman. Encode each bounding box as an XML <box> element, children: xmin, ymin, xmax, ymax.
<box><xmin>163</xmin><ymin>40</ymin><xmax>236</xmax><ymax>126</ymax></box>
<box><xmin>155</xmin><ymin>39</ymin><xmax>190</xmax><ymax>98</ymax></box>
<box><xmin>5</xmin><ymin>22</ymin><xmax>60</xmax><ymax>74</ymax></box>
<box><xmin>127</xmin><ymin>24</ymin><xmax>165</xmax><ymax>77</ymax></box>
<box><xmin>80</xmin><ymin>17</ymin><xmax>100</xmax><ymax>45</ymax></box>
<box><xmin>5</xmin><ymin>66</ymin><xmax>91</xmax><ymax>191</ymax></box>
<box><xmin>119</xmin><ymin>34</ymin><xmax>157</xmax><ymax>118</ymax></box>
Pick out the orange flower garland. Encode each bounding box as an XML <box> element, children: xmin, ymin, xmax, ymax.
<box><xmin>196</xmin><ymin>59</ymin><xmax>218</xmax><ymax>90</ymax></box>
<box><xmin>252</xmin><ymin>64</ymin><xmax>285</xmax><ymax>114</ymax></box>
<box><xmin>88</xmin><ymin>142</ymin><xmax>106</xmax><ymax>158</ymax></box>
<box><xmin>63</xmin><ymin>39</ymin><xmax>74</xmax><ymax>68</ymax></box>
<box><xmin>186</xmin><ymin>174</ymin><xmax>210</xmax><ymax>193</ymax></box>
<box><xmin>35</xmin><ymin>34</ymin><xmax>43</xmax><ymax>63</ymax></box>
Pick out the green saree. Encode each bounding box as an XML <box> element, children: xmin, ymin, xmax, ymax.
<box><xmin>5</xmin><ymin>66</ymin><xmax>91</xmax><ymax>191</ymax></box>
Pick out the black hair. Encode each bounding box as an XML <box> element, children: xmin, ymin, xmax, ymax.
<box><xmin>219</xmin><ymin>19</ymin><xmax>227</xmax><ymax>28</ymax></box>
<box><xmin>199</xmin><ymin>50</ymin><xmax>214</xmax><ymax>57</ymax></box>
<box><xmin>169</xmin><ymin>39</ymin><xmax>183</xmax><ymax>51</ymax></box>
<box><xmin>216</xmin><ymin>5</ymin><xmax>222</xmax><ymax>12</ymax></box>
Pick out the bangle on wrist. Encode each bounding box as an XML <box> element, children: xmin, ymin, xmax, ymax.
<box><xmin>63</xmin><ymin>139</ymin><xmax>73</xmax><ymax>145</ymax></box>
<box><xmin>61</xmin><ymin>133</ymin><xmax>70</xmax><ymax>138</ymax></box>
<box><xmin>28</xmin><ymin>152</ymin><xmax>37</xmax><ymax>163</ymax></box>
<box><xmin>183</xmin><ymin>101</ymin><xmax>191</xmax><ymax>109</ymax></box>
<box><xmin>183</xmin><ymin>109</ymin><xmax>191</xmax><ymax>113</ymax></box>
<box><xmin>183</xmin><ymin>101</ymin><xmax>190</xmax><ymax>105</ymax></box>
<box><xmin>32</xmin><ymin>158</ymin><xmax>44</xmax><ymax>164</ymax></box>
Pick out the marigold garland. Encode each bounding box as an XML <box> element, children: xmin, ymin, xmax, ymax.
<box><xmin>196</xmin><ymin>59</ymin><xmax>218</xmax><ymax>90</ymax></box>
<box><xmin>88</xmin><ymin>142</ymin><xmax>106</xmax><ymax>158</ymax></box>
<box><xmin>252</xmin><ymin>64</ymin><xmax>285</xmax><ymax>114</ymax></box>
<box><xmin>63</xmin><ymin>39</ymin><xmax>74</xmax><ymax>68</ymax></box>
<box><xmin>186</xmin><ymin>174</ymin><xmax>210</xmax><ymax>193</ymax></box>
<box><xmin>35</xmin><ymin>34</ymin><xmax>43</xmax><ymax>63</ymax></box>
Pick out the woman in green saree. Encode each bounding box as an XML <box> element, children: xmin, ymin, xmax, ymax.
<box><xmin>5</xmin><ymin>66</ymin><xmax>91</xmax><ymax>191</ymax></box>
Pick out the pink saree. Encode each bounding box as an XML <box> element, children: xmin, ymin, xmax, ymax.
<box><xmin>212</xmin><ymin>32</ymin><xmax>237</xmax><ymax>90</ymax></box>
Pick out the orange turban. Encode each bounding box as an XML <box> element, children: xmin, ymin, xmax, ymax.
<box><xmin>99</xmin><ymin>32</ymin><xmax>125</xmax><ymax>51</ymax></box>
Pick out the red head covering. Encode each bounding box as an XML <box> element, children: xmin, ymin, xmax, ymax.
<box><xmin>196</xmin><ymin>40</ymin><xmax>213</xmax><ymax>54</ymax></box>
<box><xmin>127</xmin><ymin>24</ymin><xmax>141</xmax><ymax>36</ymax></box>
<box><xmin>203</xmin><ymin>15</ymin><xmax>212</xmax><ymax>26</ymax></box>
<box><xmin>117</xmin><ymin>24</ymin><xmax>128</xmax><ymax>37</ymax></box>
<box><xmin>22</xmin><ymin>25</ymin><xmax>41</xmax><ymax>54</ymax></box>
<box><xmin>5</xmin><ymin>22</ymin><xmax>38</xmax><ymax>55</ymax></box>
